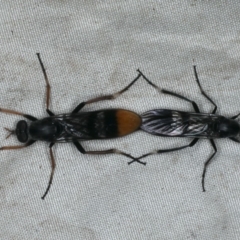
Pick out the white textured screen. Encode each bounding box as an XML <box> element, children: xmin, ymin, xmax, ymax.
<box><xmin>0</xmin><ymin>1</ymin><xmax>240</xmax><ymax>239</ymax></box>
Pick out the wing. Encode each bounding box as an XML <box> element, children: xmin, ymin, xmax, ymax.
<box><xmin>50</xmin><ymin>111</ymin><xmax>109</xmax><ymax>142</ymax></box>
<box><xmin>51</xmin><ymin>109</ymin><xmax>139</xmax><ymax>142</ymax></box>
<box><xmin>140</xmin><ymin>109</ymin><xmax>220</xmax><ymax>138</ymax></box>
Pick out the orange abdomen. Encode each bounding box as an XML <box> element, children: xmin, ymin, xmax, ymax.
<box><xmin>116</xmin><ymin>110</ymin><xmax>141</xmax><ymax>137</ymax></box>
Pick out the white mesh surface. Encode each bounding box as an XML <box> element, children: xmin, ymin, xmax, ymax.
<box><xmin>0</xmin><ymin>1</ymin><xmax>240</xmax><ymax>239</ymax></box>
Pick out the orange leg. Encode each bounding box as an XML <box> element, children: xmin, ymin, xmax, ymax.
<box><xmin>0</xmin><ymin>108</ymin><xmax>37</xmax><ymax>121</ymax></box>
<box><xmin>0</xmin><ymin>139</ymin><xmax>36</xmax><ymax>150</ymax></box>
<box><xmin>36</xmin><ymin>53</ymin><xmax>54</xmax><ymax>116</ymax></box>
<box><xmin>71</xmin><ymin>72</ymin><xmax>142</xmax><ymax>113</ymax></box>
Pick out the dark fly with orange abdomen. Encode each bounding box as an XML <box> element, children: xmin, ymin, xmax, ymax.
<box><xmin>0</xmin><ymin>53</ymin><xmax>144</xmax><ymax>199</ymax></box>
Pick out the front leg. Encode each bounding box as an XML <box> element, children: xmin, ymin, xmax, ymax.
<box><xmin>0</xmin><ymin>139</ymin><xmax>36</xmax><ymax>150</ymax></box>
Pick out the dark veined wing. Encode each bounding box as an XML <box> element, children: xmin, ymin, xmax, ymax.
<box><xmin>141</xmin><ymin>109</ymin><xmax>220</xmax><ymax>138</ymax></box>
<box><xmin>51</xmin><ymin>111</ymin><xmax>116</xmax><ymax>142</ymax></box>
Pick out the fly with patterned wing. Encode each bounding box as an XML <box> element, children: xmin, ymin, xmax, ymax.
<box><xmin>128</xmin><ymin>68</ymin><xmax>240</xmax><ymax>192</ymax></box>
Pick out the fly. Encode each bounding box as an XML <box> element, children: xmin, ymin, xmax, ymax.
<box><xmin>128</xmin><ymin>68</ymin><xmax>240</xmax><ymax>192</ymax></box>
<box><xmin>0</xmin><ymin>53</ymin><xmax>145</xmax><ymax>199</ymax></box>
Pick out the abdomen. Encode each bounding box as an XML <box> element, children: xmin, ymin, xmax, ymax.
<box><xmin>59</xmin><ymin>109</ymin><xmax>141</xmax><ymax>140</ymax></box>
<box><xmin>99</xmin><ymin>109</ymin><xmax>141</xmax><ymax>138</ymax></box>
<box><xmin>115</xmin><ymin>109</ymin><xmax>141</xmax><ymax>137</ymax></box>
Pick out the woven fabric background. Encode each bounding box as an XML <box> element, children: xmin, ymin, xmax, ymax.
<box><xmin>1</xmin><ymin>1</ymin><xmax>240</xmax><ymax>239</ymax></box>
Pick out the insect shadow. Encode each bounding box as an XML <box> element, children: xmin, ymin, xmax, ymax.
<box><xmin>129</xmin><ymin>68</ymin><xmax>240</xmax><ymax>192</ymax></box>
<box><xmin>0</xmin><ymin>53</ymin><xmax>146</xmax><ymax>199</ymax></box>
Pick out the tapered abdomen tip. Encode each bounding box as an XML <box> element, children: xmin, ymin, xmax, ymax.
<box><xmin>116</xmin><ymin>110</ymin><xmax>141</xmax><ymax>137</ymax></box>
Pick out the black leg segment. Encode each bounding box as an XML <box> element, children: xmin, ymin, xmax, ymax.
<box><xmin>229</xmin><ymin>137</ymin><xmax>240</xmax><ymax>143</ymax></box>
<box><xmin>41</xmin><ymin>142</ymin><xmax>56</xmax><ymax>200</ymax></box>
<box><xmin>201</xmin><ymin>139</ymin><xmax>217</xmax><ymax>192</ymax></box>
<box><xmin>36</xmin><ymin>53</ymin><xmax>52</xmax><ymax>113</ymax></box>
<box><xmin>71</xmin><ymin>102</ymin><xmax>86</xmax><ymax>114</ymax></box>
<box><xmin>73</xmin><ymin>141</ymin><xmax>86</xmax><ymax>153</ymax></box>
<box><xmin>193</xmin><ymin>66</ymin><xmax>217</xmax><ymax>114</ymax></box>
<box><xmin>46</xmin><ymin>109</ymin><xmax>55</xmax><ymax>116</ymax></box>
<box><xmin>231</xmin><ymin>113</ymin><xmax>240</xmax><ymax>120</ymax></box>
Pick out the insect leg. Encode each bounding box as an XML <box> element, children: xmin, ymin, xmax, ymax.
<box><xmin>71</xmin><ymin>72</ymin><xmax>142</xmax><ymax>114</ymax></box>
<box><xmin>202</xmin><ymin>139</ymin><xmax>217</xmax><ymax>192</ymax></box>
<box><xmin>0</xmin><ymin>108</ymin><xmax>37</xmax><ymax>121</ymax></box>
<box><xmin>0</xmin><ymin>139</ymin><xmax>36</xmax><ymax>150</ymax></box>
<box><xmin>229</xmin><ymin>137</ymin><xmax>240</xmax><ymax>143</ymax></box>
<box><xmin>137</xmin><ymin>69</ymin><xmax>200</xmax><ymax>113</ymax></box>
<box><xmin>46</xmin><ymin>109</ymin><xmax>54</xmax><ymax>116</ymax></box>
<box><xmin>231</xmin><ymin>113</ymin><xmax>240</xmax><ymax>119</ymax></box>
<box><xmin>73</xmin><ymin>141</ymin><xmax>146</xmax><ymax>165</ymax></box>
<box><xmin>161</xmin><ymin>89</ymin><xmax>200</xmax><ymax>113</ymax></box>
<box><xmin>128</xmin><ymin>138</ymin><xmax>199</xmax><ymax>164</ymax></box>
<box><xmin>193</xmin><ymin>66</ymin><xmax>217</xmax><ymax>114</ymax></box>
<box><xmin>41</xmin><ymin>142</ymin><xmax>56</xmax><ymax>200</ymax></box>
<box><xmin>36</xmin><ymin>53</ymin><xmax>55</xmax><ymax>117</ymax></box>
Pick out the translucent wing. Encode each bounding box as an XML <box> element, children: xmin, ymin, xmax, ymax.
<box><xmin>141</xmin><ymin>109</ymin><xmax>220</xmax><ymax>138</ymax></box>
<box><xmin>51</xmin><ymin>111</ymin><xmax>113</xmax><ymax>142</ymax></box>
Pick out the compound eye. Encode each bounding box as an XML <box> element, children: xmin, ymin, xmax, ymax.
<box><xmin>16</xmin><ymin>120</ymin><xmax>28</xmax><ymax>143</ymax></box>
